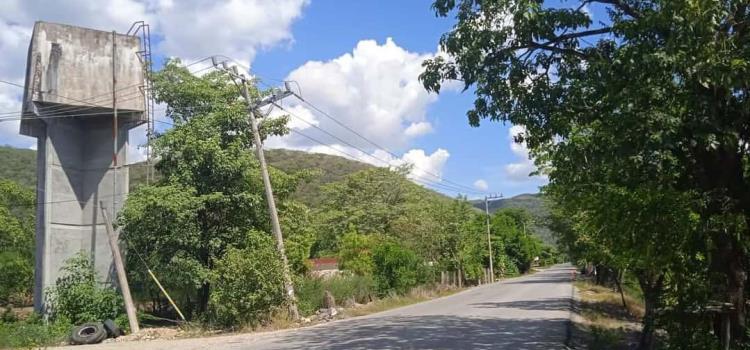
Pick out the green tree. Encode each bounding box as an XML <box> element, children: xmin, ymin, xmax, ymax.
<box><xmin>338</xmin><ymin>230</ymin><xmax>379</xmax><ymax>276</ymax></box>
<box><xmin>422</xmin><ymin>0</ymin><xmax>750</xmax><ymax>346</ymax></box>
<box><xmin>0</xmin><ymin>180</ymin><xmax>34</xmax><ymax>304</ymax></box>
<box><xmin>430</xmin><ymin>198</ymin><xmax>486</xmax><ymax>281</ymax></box>
<box><xmin>372</xmin><ymin>242</ymin><xmax>424</xmax><ymax>295</ymax></box>
<box><xmin>491</xmin><ymin>208</ymin><xmax>542</xmax><ymax>274</ymax></box>
<box><xmin>119</xmin><ymin>60</ymin><xmax>307</xmax><ymax>319</ymax></box>
<box><xmin>208</xmin><ymin>231</ymin><xmax>284</xmax><ymax>328</ymax></box>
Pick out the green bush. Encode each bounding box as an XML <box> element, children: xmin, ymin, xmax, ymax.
<box><xmin>208</xmin><ymin>231</ymin><xmax>285</xmax><ymax>328</ymax></box>
<box><xmin>47</xmin><ymin>252</ymin><xmax>124</xmax><ymax>325</ymax></box>
<box><xmin>338</xmin><ymin>231</ymin><xmax>378</xmax><ymax>275</ymax></box>
<box><xmin>0</xmin><ymin>251</ymin><xmax>33</xmax><ymax>305</ymax></box>
<box><xmin>0</xmin><ymin>313</ymin><xmax>71</xmax><ymax>348</ymax></box>
<box><xmin>372</xmin><ymin>242</ymin><xmax>423</xmax><ymax>296</ymax></box>
<box><xmin>296</xmin><ymin>274</ymin><xmax>376</xmax><ymax>316</ymax></box>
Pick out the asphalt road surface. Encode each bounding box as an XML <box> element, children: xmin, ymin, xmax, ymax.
<box><xmin>64</xmin><ymin>264</ymin><xmax>576</xmax><ymax>350</ymax></box>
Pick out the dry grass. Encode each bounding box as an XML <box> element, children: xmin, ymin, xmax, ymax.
<box><xmin>571</xmin><ymin>279</ymin><xmax>643</xmax><ymax>349</ymax></box>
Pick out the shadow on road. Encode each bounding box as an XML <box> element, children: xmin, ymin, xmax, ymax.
<box><xmin>470</xmin><ymin>298</ymin><xmax>571</xmax><ymax>312</ymax></box>
<box><xmin>274</xmin><ymin>316</ymin><xmax>568</xmax><ymax>349</ymax></box>
<box><xmin>503</xmin><ymin>276</ymin><xmax>574</xmax><ymax>285</ymax></box>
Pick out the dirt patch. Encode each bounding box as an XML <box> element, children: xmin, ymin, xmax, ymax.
<box><xmin>103</xmin><ymin>328</ymin><xmax>181</xmax><ymax>343</ymax></box>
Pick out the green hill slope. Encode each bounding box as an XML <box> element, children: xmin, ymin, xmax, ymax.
<box><xmin>0</xmin><ymin>146</ymin><xmax>36</xmax><ymax>189</ymax></box>
<box><xmin>0</xmin><ymin>146</ymin><xmax>554</xmax><ymax>244</ymax></box>
<box><xmin>471</xmin><ymin>193</ymin><xmax>556</xmax><ymax>245</ymax></box>
<box><xmin>0</xmin><ymin>146</ymin><xmax>378</xmax><ymax>207</ymax></box>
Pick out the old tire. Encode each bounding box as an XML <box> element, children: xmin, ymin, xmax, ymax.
<box><xmin>103</xmin><ymin>319</ymin><xmax>122</xmax><ymax>338</ymax></box>
<box><xmin>70</xmin><ymin>322</ymin><xmax>107</xmax><ymax>345</ymax></box>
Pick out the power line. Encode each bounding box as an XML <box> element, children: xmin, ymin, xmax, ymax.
<box><xmin>0</xmin><ymin>83</ymin><xmax>146</xmax><ymax>116</ymax></box>
<box><xmin>205</xmin><ymin>59</ymin><xmax>486</xmax><ymax>195</ymax></box>
<box><xmin>297</xmin><ymin>98</ymin><xmax>483</xmax><ymax>194</ymax></box>
<box><xmin>286</xmin><ymin>128</ymin><xmax>480</xmax><ymax>195</ymax></box>
<box><xmin>274</xmin><ymin>103</ymin><xmax>486</xmax><ymax>195</ymax></box>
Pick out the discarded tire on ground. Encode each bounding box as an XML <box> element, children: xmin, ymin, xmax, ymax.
<box><xmin>103</xmin><ymin>319</ymin><xmax>123</xmax><ymax>338</ymax></box>
<box><xmin>69</xmin><ymin>322</ymin><xmax>108</xmax><ymax>345</ymax></box>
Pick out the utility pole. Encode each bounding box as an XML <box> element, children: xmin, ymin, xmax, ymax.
<box><xmin>101</xmin><ymin>204</ymin><xmax>139</xmax><ymax>333</ymax></box>
<box><xmin>485</xmin><ymin>193</ymin><xmax>503</xmax><ymax>283</ymax></box>
<box><xmin>212</xmin><ymin>58</ymin><xmax>300</xmax><ymax>320</ymax></box>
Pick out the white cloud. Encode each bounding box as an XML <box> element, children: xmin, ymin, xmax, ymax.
<box><xmin>273</xmin><ymin>38</ymin><xmax>438</xmax><ymax>151</ymax></box>
<box><xmin>260</xmin><ymin>38</ymin><xmax>454</xmax><ymax>187</ymax></box>
<box><xmin>404</xmin><ymin>122</ymin><xmax>434</xmax><ymax>137</ymax></box>
<box><xmin>473</xmin><ymin>179</ymin><xmax>489</xmax><ymax>191</ymax></box>
<box><xmin>504</xmin><ymin>125</ymin><xmax>546</xmax><ymax>182</ymax></box>
<box><xmin>398</xmin><ymin>148</ymin><xmax>450</xmax><ymax>183</ymax></box>
<box><xmin>153</xmin><ymin>0</ymin><xmax>308</xmax><ymax>67</ymax></box>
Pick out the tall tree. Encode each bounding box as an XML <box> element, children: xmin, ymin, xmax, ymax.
<box><xmin>0</xmin><ymin>180</ymin><xmax>35</xmax><ymax>304</ymax></box>
<box><xmin>119</xmin><ymin>60</ymin><xmax>309</xmax><ymax>317</ymax></box>
<box><xmin>422</xmin><ymin>0</ymin><xmax>750</xmax><ymax>346</ymax></box>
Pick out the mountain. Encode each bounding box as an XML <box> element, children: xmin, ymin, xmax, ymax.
<box><xmin>0</xmin><ymin>146</ymin><xmax>36</xmax><ymax>189</ymax></box>
<box><xmin>471</xmin><ymin>193</ymin><xmax>556</xmax><ymax>245</ymax></box>
<box><xmin>0</xmin><ymin>146</ymin><xmax>555</xmax><ymax>243</ymax></box>
<box><xmin>0</xmin><ymin>146</ymin><xmax>378</xmax><ymax>207</ymax></box>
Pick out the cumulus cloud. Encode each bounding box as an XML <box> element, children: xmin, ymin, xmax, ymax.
<box><xmin>473</xmin><ymin>179</ymin><xmax>489</xmax><ymax>191</ymax></box>
<box><xmin>504</xmin><ymin>125</ymin><xmax>545</xmax><ymax>182</ymax></box>
<box><xmin>260</xmin><ymin>38</ymin><xmax>453</xmax><ymax>186</ymax></box>
<box><xmin>271</xmin><ymin>38</ymin><xmax>438</xmax><ymax>151</ymax></box>
<box><xmin>153</xmin><ymin>0</ymin><xmax>308</xmax><ymax>67</ymax></box>
<box><xmin>404</xmin><ymin>122</ymin><xmax>434</xmax><ymax>137</ymax></box>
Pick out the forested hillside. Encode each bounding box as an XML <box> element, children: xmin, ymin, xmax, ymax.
<box><xmin>0</xmin><ymin>146</ymin><xmax>555</xmax><ymax>244</ymax></box>
<box><xmin>0</xmin><ymin>146</ymin><xmax>35</xmax><ymax>189</ymax></box>
<box><xmin>0</xmin><ymin>146</ymin><xmax>374</xmax><ymax>205</ymax></box>
<box><xmin>471</xmin><ymin>193</ymin><xmax>555</xmax><ymax>245</ymax></box>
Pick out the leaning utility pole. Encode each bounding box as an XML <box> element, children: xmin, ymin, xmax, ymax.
<box><xmin>485</xmin><ymin>194</ymin><xmax>503</xmax><ymax>283</ymax></box>
<box><xmin>213</xmin><ymin>58</ymin><xmax>300</xmax><ymax>320</ymax></box>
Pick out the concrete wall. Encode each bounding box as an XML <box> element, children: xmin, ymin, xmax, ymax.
<box><xmin>21</xmin><ymin>21</ymin><xmax>146</xmax><ymax>137</ymax></box>
<box><xmin>19</xmin><ymin>21</ymin><xmax>145</xmax><ymax>312</ymax></box>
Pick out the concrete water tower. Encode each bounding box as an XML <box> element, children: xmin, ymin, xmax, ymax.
<box><xmin>19</xmin><ymin>22</ymin><xmax>146</xmax><ymax>312</ymax></box>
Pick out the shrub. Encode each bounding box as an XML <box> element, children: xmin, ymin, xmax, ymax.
<box><xmin>0</xmin><ymin>251</ymin><xmax>33</xmax><ymax>305</ymax></box>
<box><xmin>338</xmin><ymin>231</ymin><xmax>378</xmax><ymax>275</ymax></box>
<box><xmin>47</xmin><ymin>252</ymin><xmax>124</xmax><ymax>325</ymax></box>
<box><xmin>0</xmin><ymin>313</ymin><xmax>71</xmax><ymax>348</ymax></box>
<box><xmin>208</xmin><ymin>231</ymin><xmax>285</xmax><ymax>328</ymax></box>
<box><xmin>296</xmin><ymin>274</ymin><xmax>376</xmax><ymax>316</ymax></box>
<box><xmin>372</xmin><ymin>242</ymin><xmax>423</xmax><ymax>296</ymax></box>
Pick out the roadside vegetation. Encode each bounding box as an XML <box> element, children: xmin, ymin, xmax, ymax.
<box><xmin>0</xmin><ymin>59</ymin><xmax>561</xmax><ymax>347</ymax></box>
<box><xmin>421</xmin><ymin>0</ymin><xmax>750</xmax><ymax>348</ymax></box>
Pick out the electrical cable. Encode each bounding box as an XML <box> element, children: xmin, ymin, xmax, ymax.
<box><xmin>274</xmin><ymin>103</ymin><xmax>486</xmax><ymax>195</ymax></box>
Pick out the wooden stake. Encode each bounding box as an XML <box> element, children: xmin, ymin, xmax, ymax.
<box><xmin>101</xmin><ymin>204</ymin><xmax>139</xmax><ymax>333</ymax></box>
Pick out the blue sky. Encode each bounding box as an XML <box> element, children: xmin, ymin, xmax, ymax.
<box><xmin>0</xmin><ymin>0</ymin><xmax>549</xmax><ymax>198</ymax></box>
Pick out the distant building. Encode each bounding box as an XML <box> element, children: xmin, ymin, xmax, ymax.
<box><xmin>309</xmin><ymin>257</ymin><xmax>340</xmax><ymax>278</ymax></box>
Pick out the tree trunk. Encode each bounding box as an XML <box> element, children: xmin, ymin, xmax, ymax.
<box><xmin>637</xmin><ymin>271</ymin><xmax>664</xmax><ymax>350</ymax></box>
<box><xmin>615</xmin><ymin>269</ymin><xmax>628</xmax><ymax>312</ymax></box>
<box><xmin>714</xmin><ymin>231</ymin><xmax>747</xmax><ymax>342</ymax></box>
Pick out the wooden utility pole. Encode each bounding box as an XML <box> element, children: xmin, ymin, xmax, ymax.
<box><xmin>238</xmin><ymin>80</ymin><xmax>300</xmax><ymax>321</ymax></box>
<box><xmin>485</xmin><ymin>194</ymin><xmax>502</xmax><ymax>283</ymax></box>
<box><xmin>100</xmin><ymin>204</ymin><xmax>139</xmax><ymax>333</ymax></box>
<box><xmin>211</xmin><ymin>57</ymin><xmax>300</xmax><ymax>320</ymax></box>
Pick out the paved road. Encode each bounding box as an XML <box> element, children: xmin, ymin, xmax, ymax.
<box><xmin>69</xmin><ymin>264</ymin><xmax>576</xmax><ymax>350</ymax></box>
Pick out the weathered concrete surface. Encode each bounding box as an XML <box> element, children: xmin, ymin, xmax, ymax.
<box><xmin>20</xmin><ymin>21</ymin><xmax>145</xmax><ymax>312</ymax></box>
<box><xmin>58</xmin><ymin>265</ymin><xmax>576</xmax><ymax>350</ymax></box>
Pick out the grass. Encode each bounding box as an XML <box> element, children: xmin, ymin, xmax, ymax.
<box><xmin>0</xmin><ymin>312</ymin><xmax>71</xmax><ymax>349</ymax></box>
<box><xmin>570</xmin><ymin>279</ymin><xmax>644</xmax><ymax>349</ymax></box>
<box><xmin>342</xmin><ymin>284</ymin><xmax>460</xmax><ymax>317</ymax></box>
